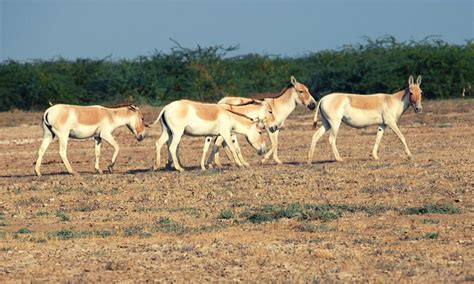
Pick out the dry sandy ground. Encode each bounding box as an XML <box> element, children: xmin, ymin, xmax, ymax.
<box><xmin>0</xmin><ymin>100</ymin><xmax>473</xmax><ymax>282</ymax></box>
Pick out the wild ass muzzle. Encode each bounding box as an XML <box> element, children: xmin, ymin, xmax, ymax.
<box><xmin>35</xmin><ymin>104</ymin><xmax>145</xmax><ymax>176</ymax></box>
<box><xmin>307</xmin><ymin>75</ymin><xmax>423</xmax><ymax>164</ymax></box>
<box><xmin>208</xmin><ymin>76</ymin><xmax>316</xmax><ymax>166</ymax></box>
<box><xmin>149</xmin><ymin>100</ymin><xmax>267</xmax><ymax>172</ymax></box>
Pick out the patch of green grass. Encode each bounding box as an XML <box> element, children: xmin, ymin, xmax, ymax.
<box><xmin>297</xmin><ymin>222</ymin><xmax>333</xmax><ymax>233</ymax></box>
<box><xmin>403</xmin><ymin>203</ymin><xmax>461</xmax><ymax>215</ymax></box>
<box><xmin>53</xmin><ymin>186</ymin><xmax>73</xmax><ymax>195</ymax></box>
<box><xmin>218</xmin><ymin>210</ymin><xmax>234</xmax><ymax>220</ymax></box>
<box><xmin>16</xmin><ymin>228</ymin><xmax>31</xmax><ymax>234</ymax></box>
<box><xmin>36</xmin><ymin>211</ymin><xmax>49</xmax><ymax>216</ymax></box>
<box><xmin>94</xmin><ymin>230</ymin><xmax>114</xmax><ymax>238</ymax></box>
<box><xmin>132</xmin><ymin>207</ymin><xmax>201</xmax><ymax>218</ymax></box>
<box><xmin>0</xmin><ymin>232</ymin><xmax>6</xmax><ymax>238</ymax></box>
<box><xmin>423</xmin><ymin>232</ymin><xmax>439</xmax><ymax>239</ymax></box>
<box><xmin>0</xmin><ymin>246</ymin><xmax>13</xmax><ymax>252</ymax></box>
<box><xmin>152</xmin><ymin>217</ymin><xmax>188</xmax><ymax>235</ymax></box>
<box><xmin>353</xmin><ymin>238</ymin><xmax>378</xmax><ymax>245</ymax></box>
<box><xmin>123</xmin><ymin>225</ymin><xmax>151</xmax><ymax>237</ymax></box>
<box><xmin>422</xmin><ymin>218</ymin><xmax>440</xmax><ymax>224</ymax></box>
<box><xmin>48</xmin><ymin>229</ymin><xmax>87</xmax><ymax>240</ymax></box>
<box><xmin>110</xmin><ymin>187</ymin><xmax>120</xmax><ymax>195</ymax></box>
<box><xmin>56</xmin><ymin>211</ymin><xmax>70</xmax><ymax>222</ymax></box>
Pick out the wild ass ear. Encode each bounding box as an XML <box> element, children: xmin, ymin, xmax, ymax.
<box><xmin>408</xmin><ymin>75</ymin><xmax>414</xmax><ymax>86</ymax></box>
<box><xmin>290</xmin><ymin>76</ymin><xmax>298</xmax><ymax>87</ymax></box>
<box><xmin>416</xmin><ymin>75</ymin><xmax>422</xmax><ymax>85</ymax></box>
<box><xmin>128</xmin><ymin>104</ymin><xmax>139</xmax><ymax>111</ymax></box>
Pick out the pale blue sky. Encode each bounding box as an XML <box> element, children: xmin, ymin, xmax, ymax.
<box><xmin>1</xmin><ymin>0</ymin><xmax>473</xmax><ymax>61</ymax></box>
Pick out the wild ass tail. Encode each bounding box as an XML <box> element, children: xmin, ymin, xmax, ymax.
<box><xmin>146</xmin><ymin>108</ymin><xmax>166</xmax><ymax>128</ymax></box>
<box><xmin>42</xmin><ymin>109</ymin><xmax>55</xmax><ymax>138</ymax></box>
<box><xmin>312</xmin><ymin>100</ymin><xmax>322</xmax><ymax>130</ymax></box>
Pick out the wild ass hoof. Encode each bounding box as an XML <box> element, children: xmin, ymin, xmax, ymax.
<box><xmin>107</xmin><ymin>166</ymin><xmax>113</xmax><ymax>174</ymax></box>
<box><xmin>69</xmin><ymin>171</ymin><xmax>78</xmax><ymax>175</ymax></box>
<box><xmin>175</xmin><ymin>167</ymin><xmax>185</xmax><ymax>172</ymax></box>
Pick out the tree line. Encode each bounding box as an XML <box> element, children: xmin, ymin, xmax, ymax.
<box><xmin>0</xmin><ymin>36</ymin><xmax>472</xmax><ymax>111</ymax></box>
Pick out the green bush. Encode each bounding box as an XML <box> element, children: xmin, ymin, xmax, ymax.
<box><xmin>0</xmin><ymin>36</ymin><xmax>472</xmax><ymax>111</ymax></box>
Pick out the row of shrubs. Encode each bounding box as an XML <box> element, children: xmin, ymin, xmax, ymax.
<box><xmin>0</xmin><ymin>36</ymin><xmax>472</xmax><ymax>111</ymax></box>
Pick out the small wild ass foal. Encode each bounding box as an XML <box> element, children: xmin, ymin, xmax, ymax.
<box><xmin>208</xmin><ymin>76</ymin><xmax>316</xmax><ymax>166</ymax></box>
<box><xmin>307</xmin><ymin>75</ymin><xmax>423</xmax><ymax>164</ymax></box>
<box><xmin>150</xmin><ymin>100</ymin><xmax>267</xmax><ymax>172</ymax></box>
<box><xmin>201</xmin><ymin>99</ymin><xmax>277</xmax><ymax>170</ymax></box>
<box><xmin>35</xmin><ymin>104</ymin><xmax>145</xmax><ymax>176</ymax></box>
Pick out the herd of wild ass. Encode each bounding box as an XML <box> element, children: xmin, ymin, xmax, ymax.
<box><xmin>34</xmin><ymin>75</ymin><xmax>423</xmax><ymax>176</ymax></box>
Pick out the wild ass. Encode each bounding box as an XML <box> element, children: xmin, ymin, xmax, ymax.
<box><xmin>35</xmin><ymin>104</ymin><xmax>145</xmax><ymax>176</ymax></box>
<box><xmin>307</xmin><ymin>75</ymin><xmax>423</xmax><ymax>164</ymax></box>
<box><xmin>149</xmin><ymin>100</ymin><xmax>267</xmax><ymax>172</ymax></box>
<box><xmin>201</xmin><ymin>99</ymin><xmax>277</xmax><ymax>170</ymax></box>
<box><xmin>208</xmin><ymin>76</ymin><xmax>316</xmax><ymax>166</ymax></box>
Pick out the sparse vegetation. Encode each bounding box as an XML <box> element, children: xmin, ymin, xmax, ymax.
<box><xmin>56</xmin><ymin>211</ymin><xmax>71</xmax><ymax>222</ymax></box>
<box><xmin>402</xmin><ymin>203</ymin><xmax>461</xmax><ymax>215</ymax></box>
<box><xmin>152</xmin><ymin>217</ymin><xmax>188</xmax><ymax>235</ymax></box>
<box><xmin>218</xmin><ymin>210</ymin><xmax>234</xmax><ymax>220</ymax></box>
<box><xmin>15</xmin><ymin>228</ymin><xmax>31</xmax><ymax>234</ymax></box>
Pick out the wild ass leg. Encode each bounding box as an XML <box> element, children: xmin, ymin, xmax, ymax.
<box><xmin>262</xmin><ymin>130</ymin><xmax>282</xmax><ymax>164</ymax></box>
<box><xmin>94</xmin><ymin>137</ymin><xmax>102</xmax><ymax>173</ymax></box>
<box><xmin>35</xmin><ymin>126</ymin><xmax>54</xmax><ymax>177</ymax></box>
<box><xmin>372</xmin><ymin>125</ymin><xmax>386</xmax><ymax>160</ymax></box>
<box><xmin>57</xmin><ymin>133</ymin><xmax>76</xmax><ymax>175</ymax></box>
<box><xmin>207</xmin><ymin>137</ymin><xmax>220</xmax><ymax>168</ymax></box>
<box><xmin>232</xmin><ymin>135</ymin><xmax>250</xmax><ymax>167</ymax></box>
<box><xmin>307</xmin><ymin>123</ymin><xmax>330</xmax><ymax>164</ymax></box>
<box><xmin>387</xmin><ymin>122</ymin><xmax>412</xmax><ymax>158</ymax></box>
<box><xmin>328</xmin><ymin>120</ymin><xmax>343</xmax><ymax>162</ymax></box>
<box><xmin>201</xmin><ymin>136</ymin><xmax>213</xmax><ymax>170</ymax></box>
<box><xmin>154</xmin><ymin>130</ymin><xmax>170</xmax><ymax>171</ymax></box>
<box><xmin>168</xmin><ymin>131</ymin><xmax>185</xmax><ymax>172</ymax></box>
<box><xmin>220</xmin><ymin>132</ymin><xmax>243</xmax><ymax>167</ymax></box>
<box><xmin>101</xmin><ymin>132</ymin><xmax>120</xmax><ymax>173</ymax></box>
<box><xmin>210</xmin><ymin>136</ymin><xmax>230</xmax><ymax>168</ymax></box>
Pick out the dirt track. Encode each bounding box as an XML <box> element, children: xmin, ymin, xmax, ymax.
<box><xmin>0</xmin><ymin>100</ymin><xmax>473</xmax><ymax>282</ymax></box>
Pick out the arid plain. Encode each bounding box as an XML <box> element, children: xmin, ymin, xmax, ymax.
<box><xmin>0</xmin><ymin>100</ymin><xmax>472</xmax><ymax>282</ymax></box>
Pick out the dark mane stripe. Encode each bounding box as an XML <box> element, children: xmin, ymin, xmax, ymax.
<box><xmin>251</xmin><ymin>83</ymin><xmax>294</xmax><ymax>100</ymax></box>
<box><xmin>225</xmin><ymin>109</ymin><xmax>255</xmax><ymax>121</ymax></box>
<box><xmin>106</xmin><ymin>102</ymin><xmax>135</xmax><ymax>109</ymax></box>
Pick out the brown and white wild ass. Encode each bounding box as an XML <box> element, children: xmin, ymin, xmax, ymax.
<box><xmin>307</xmin><ymin>75</ymin><xmax>423</xmax><ymax>164</ymax></box>
<box><xmin>201</xmin><ymin>99</ymin><xmax>277</xmax><ymax>170</ymax></box>
<box><xmin>35</xmin><ymin>104</ymin><xmax>145</xmax><ymax>176</ymax></box>
<box><xmin>149</xmin><ymin>100</ymin><xmax>267</xmax><ymax>172</ymax></box>
<box><xmin>208</xmin><ymin>76</ymin><xmax>316</xmax><ymax>166</ymax></box>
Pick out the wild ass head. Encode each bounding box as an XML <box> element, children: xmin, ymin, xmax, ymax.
<box><xmin>246</xmin><ymin>120</ymin><xmax>267</xmax><ymax>156</ymax></box>
<box><xmin>260</xmin><ymin>100</ymin><xmax>278</xmax><ymax>132</ymax></box>
<box><xmin>408</xmin><ymin>75</ymin><xmax>423</xmax><ymax>113</ymax></box>
<box><xmin>126</xmin><ymin>105</ymin><xmax>146</xmax><ymax>141</ymax></box>
<box><xmin>290</xmin><ymin>76</ymin><xmax>316</xmax><ymax>110</ymax></box>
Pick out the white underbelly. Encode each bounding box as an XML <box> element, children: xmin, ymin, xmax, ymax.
<box><xmin>68</xmin><ymin>125</ymin><xmax>99</xmax><ymax>139</ymax></box>
<box><xmin>342</xmin><ymin>109</ymin><xmax>382</xmax><ymax>128</ymax></box>
<box><xmin>184</xmin><ymin>123</ymin><xmax>219</xmax><ymax>137</ymax></box>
